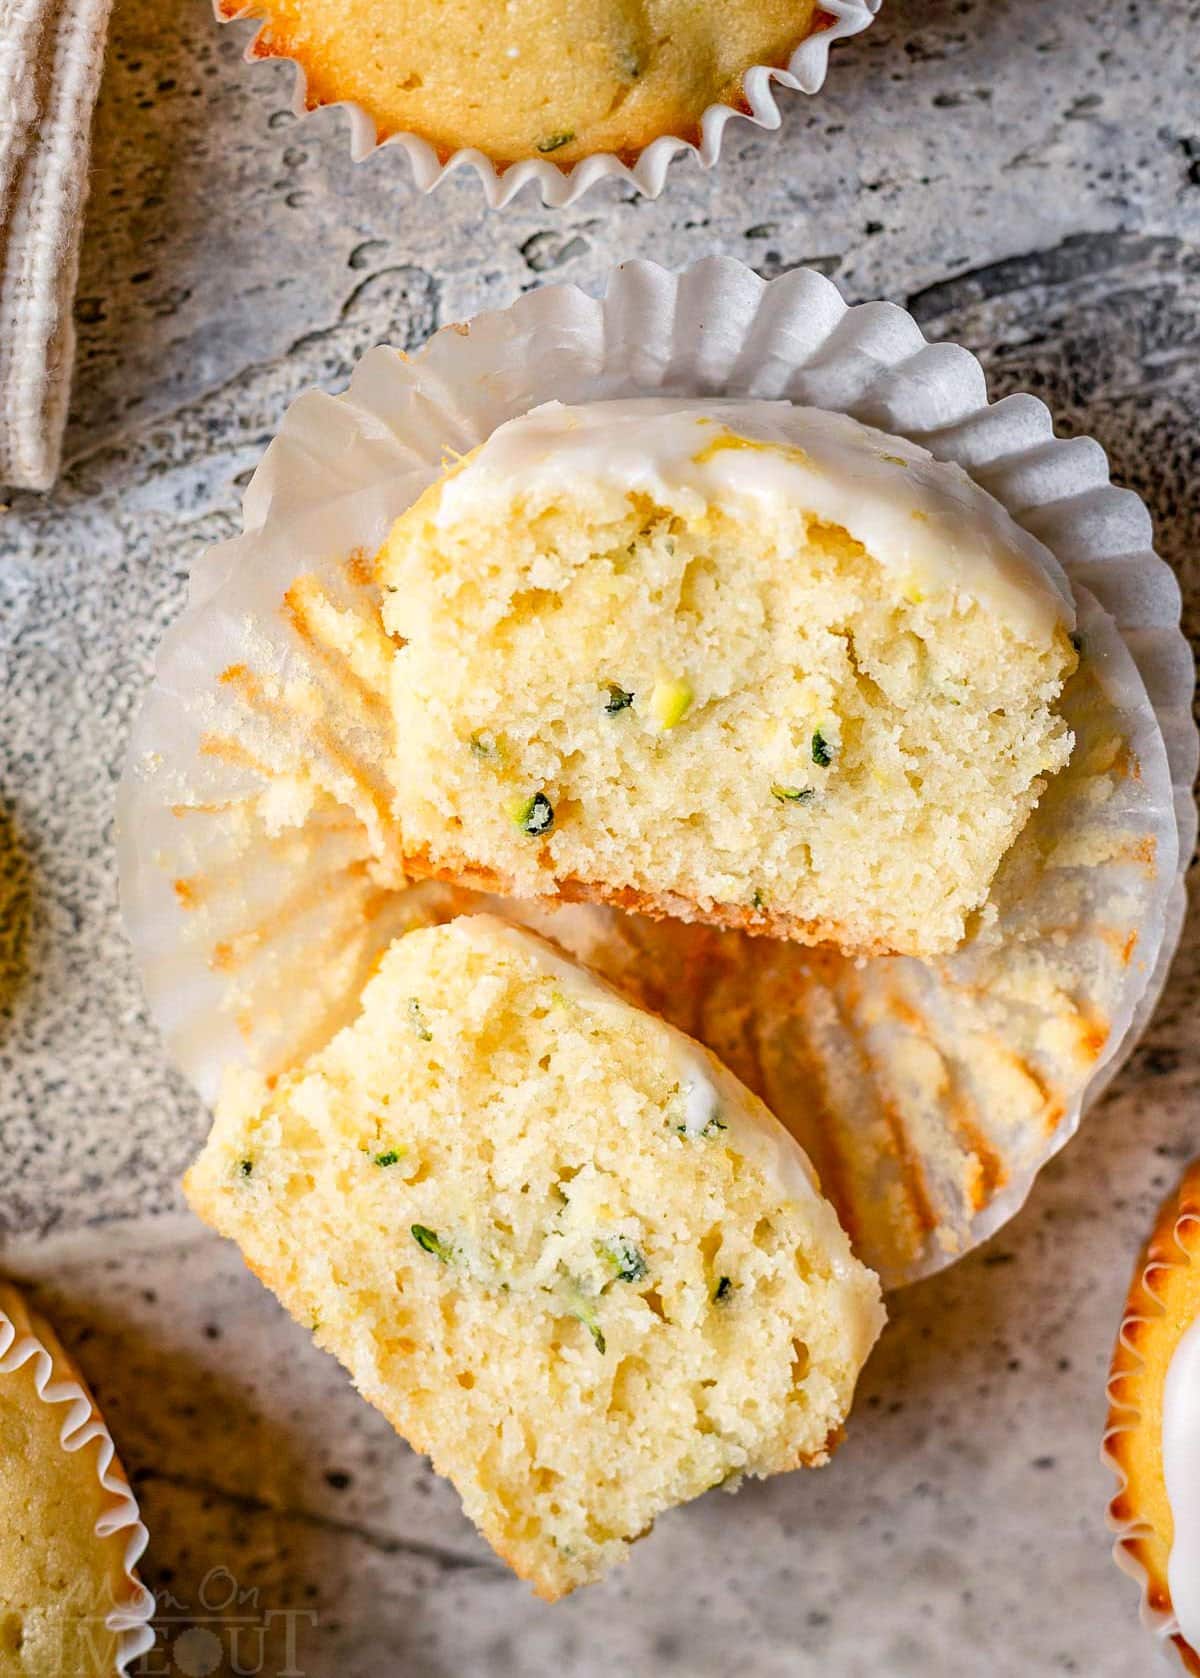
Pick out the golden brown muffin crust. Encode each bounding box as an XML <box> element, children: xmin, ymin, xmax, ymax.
<box><xmin>0</xmin><ymin>1290</ymin><xmax>131</xmax><ymax>1678</ymax></box>
<box><xmin>1106</xmin><ymin>1160</ymin><xmax>1200</xmax><ymax>1677</ymax></box>
<box><xmin>395</xmin><ymin>843</ymin><xmax>916</xmax><ymax>958</ymax></box>
<box><xmin>222</xmin><ymin>0</ymin><xmax>827</xmax><ymax>165</ymax></box>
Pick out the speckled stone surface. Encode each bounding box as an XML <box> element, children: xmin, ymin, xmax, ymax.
<box><xmin>1</xmin><ymin>0</ymin><xmax>1198</xmax><ymax>1673</ymax></box>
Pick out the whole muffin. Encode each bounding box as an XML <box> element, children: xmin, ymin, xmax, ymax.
<box><xmin>1107</xmin><ymin>1161</ymin><xmax>1200</xmax><ymax>1674</ymax></box>
<box><xmin>0</xmin><ymin>1283</ymin><xmax>151</xmax><ymax>1676</ymax></box>
<box><xmin>225</xmin><ymin>0</ymin><xmax>827</xmax><ymax>165</ymax></box>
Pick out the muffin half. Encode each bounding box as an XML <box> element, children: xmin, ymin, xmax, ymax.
<box><xmin>379</xmin><ymin>399</ymin><xmax>1078</xmax><ymax>959</ymax></box>
<box><xmin>185</xmin><ymin>914</ymin><xmax>884</xmax><ymax>1598</ymax></box>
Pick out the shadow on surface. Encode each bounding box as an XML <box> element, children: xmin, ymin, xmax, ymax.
<box><xmin>0</xmin><ymin>798</ymin><xmax>36</xmax><ymax>1047</ymax></box>
<box><xmin>5</xmin><ymin>1253</ymin><xmax>506</xmax><ymax>1678</ymax></box>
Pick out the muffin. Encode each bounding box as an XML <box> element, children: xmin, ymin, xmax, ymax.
<box><xmin>119</xmin><ymin>262</ymin><xmax>1189</xmax><ymax>1292</ymax></box>
<box><xmin>0</xmin><ymin>1283</ymin><xmax>152</xmax><ymax>1676</ymax></box>
<box><xmin>185</xmin><ymin>914</ymin><xmax>884</xmax><ymax>1598</ymax></box>
<box><xmin>1107</xmin><ymin>1161</ymin><xmax>1200</xmax><ymax>1673</ymax></box>
<box><xmin>225</xmin><ymin>0</ymin><xmax>828</xmax><ymax>167</ymax></box>
<box><xmin>379</xmin><ymin>399</ymin><xmax>1078</xmax><ymax>960</ymax></box>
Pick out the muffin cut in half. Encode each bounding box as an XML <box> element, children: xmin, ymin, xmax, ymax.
<box><xmin>185</xmin><ymin>914</ymin><xmax>884</xmax><ymax>1598</ymax></box>
<box><xmin>379</xmin><ymin>399</ymin><xmax>1079</xmax><ymax>959</ymax></box>
<box><xmin>222</xmin><ymin>0</ymin><xmax>827</xmax><ymax>166</ymax></box>
<box><xmin>1107</xmin><ymin>1160</ymin><xmax>1200</xmax><ymax>1675</ymax></box>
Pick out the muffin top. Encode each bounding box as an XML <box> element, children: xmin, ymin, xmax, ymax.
<box><xmin>0</xmin><ymin>1288</ymin><xmax>130</xmax><ymax>1678</ymax></box>
<box><xmin>1108</xmin><ymin>1161</ymin><xmax>1200</xmax><ymax>1675</ymax></box>
<box><xmin>228</xmin><ymin>0</ymin><xmax>824</xmax><ymax>164</ymax></box>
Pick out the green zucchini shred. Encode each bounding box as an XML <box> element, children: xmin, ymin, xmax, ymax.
<box><xmin>596</xmin><ymin>1235</ymin><xmax>648</xmax><ymax>1284</ymax></box>
<box><xmin>675</xmin><ymin>1113</ymin><xmax>727</xmax><ymax>1139</ymax></box>
<box><xmin>512</xmin><ymin>791</ymin><xmax>555</xmax><ymax>836</ymax></box>
<box><xmin>411</xmin><ymin>1224</ymin><xmax>453</xmax><ymax>1263</ymax></box>
<box><xmin>566</xmin><ymin>1286</ymin><xmax>606</xmax><ymax>1354</ymax></box>
<box><xmin>604</xmin><ymin>683</ymin><xmax>634</xmax><ymax>714</ymax></box>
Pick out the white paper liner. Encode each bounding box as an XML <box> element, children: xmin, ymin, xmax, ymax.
<box><xmin>1104</xmin><ymin>1163</ymin><xmax>1200</xmax><ymax>1676</ymax></box>
<box><xmin>117</xmin><ymin>257</ymin><xmax>1196</xmax><ymax>1287</ymax></box>
<box><xmin>0</xmin><ymin>1282</ymin><xmax>155</xmax><ymax>1673</ymax></box>
<box><xmin>217</xmin><ymin>0</ymin><xmax>879</xmax><ymax>207</ymax></box>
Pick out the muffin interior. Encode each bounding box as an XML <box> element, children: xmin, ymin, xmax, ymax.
<box><xmin>379</xmin><ymin>437</ymin><xmax>1077</xmax><ymax>958</ymax></box>
<box><xmin>185</xmin><ymin>914</ymin><xmax>882</xmax><ymax>1598</ymax></box>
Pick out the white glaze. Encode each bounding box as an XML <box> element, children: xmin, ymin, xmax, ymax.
<box><xmin>680</xmin><ymin>1068</ymin><xmax>722</xmax><ymax>1139</ymax></box>
<box><xmin>452</xmin><ymin>913</ymin><xmax>822</xmax><ymax>1212</ymax></box>
<box><xmin>1164</xmin><ymin>1315</ymin><xmax>1200</xmax><ymax>1650</ymax></box>
<box><xmin>433</xmin><ymin>398</ymin><xmax>1075</xmax><ymax>642</ymax></box>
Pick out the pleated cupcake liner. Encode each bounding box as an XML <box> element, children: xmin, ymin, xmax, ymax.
<box><xmin>214</xmin><ymin>0</ymin><xmax>879</xmax><ymax>207</ymax></box>
<box><xmin>118</xmin><ymin>256</ymin><xmax>1196</xmax><ymax>1287</ymax></box>
<box><xmin>0</xmin><ymin>1282</ymin><xmax>156</xmax><ymax>1673</ymax></box>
